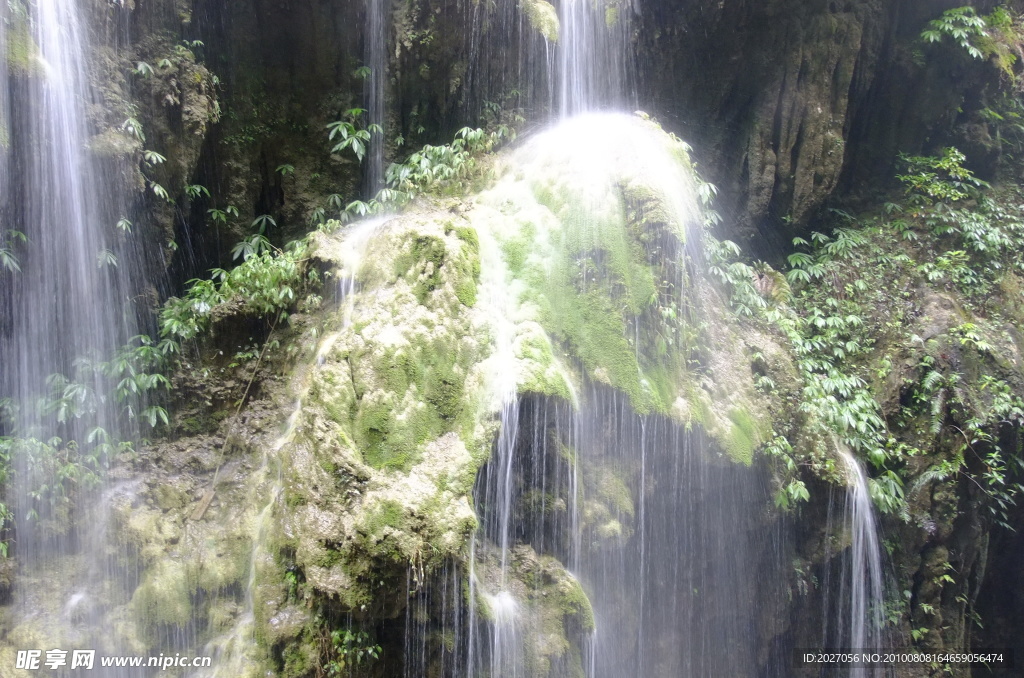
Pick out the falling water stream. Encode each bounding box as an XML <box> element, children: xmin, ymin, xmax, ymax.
<box><xmin>462</xmin><ymin>109</ymin><xmax>781</xmax><ymax>676</ymax></box>
<box><xmin>194</xmin><ymin>218</ymin><xmax>384</xmax><ymax>678</ymax></box>
<box><xmin>458</xmin><ymin>0</ymin><xmax>889</xmax><ymax>673</ymax></box>
<box><xmin>0</xmin><ymin>0</ymin><xmax>142</xmax><ymax>669</ymax></box>
<box><xmin>558</xmin><ymin>0</ymin><xmax>633</xmax><ymax>116</ymax></box>
<box><xmin>364</xmin><ymin>0</ymin><xmax>387</xmax><ymax>194</ymax></box>
<box><xmin>838</xmin><ymin>450</ymin><xmax>887</xmax><ymax>678</ymax></box>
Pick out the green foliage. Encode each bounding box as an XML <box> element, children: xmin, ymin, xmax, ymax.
<box><xmin>251</xmin><ymin>213</ymin><xmax>277</xmax><ymax>234</ymax></box>
<box><xmin>709</xmin><ymin>217</ymin><xmax>914</xmax><ymax>512</ymax></box>
<box><xmin>160</xmin><ymin>238</ymin><xmax>311</xmax><ymax>342</ymax></box>
<box><xmin>961</xmin><ymin>375</ymin><xmax>1024</xmax><ymax>529</ymax></box>
<box><xmin>920</xmin><ymin>6</ymin><xmax>988</xmax><ymax>59</ymax></box>
<box><xmin>980</xmin><ymin>91</ymin><xmax>1024</xmax><ymax>157</ymax></box>
<box><xmin>0</xmin><ymin>229</ymin><xmax>27</xmax><ymax>273</ymax></box>
<box><xmin>706</xmin><ymin>238</ymin><xmax>766</xmax><ymax>317</ymax></box>
<box><xmin>765</xmin><ymin>435</ymin><xmax>813</xmax><ymax>509</ymax></box>
<box><xmin>776</xmin><ymin>227</ymin><xmax>918</xmax><ymax>512</ymax></box>
<box><xmin>231</xmin><ymin>234</ymin><xmax>273</xmax><ymax>262</ymax></box>
<box><xmin>386</xmin><ymin>126</ymin><xmax>510</xmax><ymax>200</ymax></box>
<box><xmin>922</xmin><ymin>6</ymin><xmax>1023</xmax><ymax>79</ymax></box>
<box><xmin>97</xmin><ymin>248</ymin><xmax>118</xmax><ymax>268</ymax></box>
<box><xmin>143</xmin><ymin>150</ymin><xmax>166</xmax><ymax>166</ymax></box>
<box><xmin>326</xmin><ymin>629</ymin><xmax>381</xmax><ymax>675</ymax></box>
<box><xmin>0</xmin><ymin>436</ymin><xmax>108</xmax><ymax>525</ymax></box>
<box><xmin>121</xmin><ymin>116</ymin><xmax>145</xmax><ymax>143</ymax></box>
<box><xmin>308</xmin><ymin>125</ymin><xmax>511</xmax><ymax>227</ymax></box>
<box><xmin>896</xmin><ymin>148</ymin><xmax>988</xmax><ymax>206</ymax></box>
<box><xmin>207</xmin><ymin>204</ymin><xmax>239</xmax><ymax>226</ymax></box>
<box><xmin>0</xmin><ymin>333</ymin><xmax>170</xmax><ymax>546</ymax></box>
<box><xmin>0</xmin><ymin>440</ymin><xmax>10</xmax><ymax>556</ymax></box>
<box><xmin>712</xmin><ymin>144</ymin><xmax>1024</xmax><ymax>520</ymax></box>
<box><xmin>326</xmin><ymin>108</ymin><xmax>381</xmax><ymax>163</ymax></box>
<box><xmin>897</xmin><ymin>180</ymin><xmax>1024</xmax><ymax>301</ymax></box>
<box><xmin>133</xmin><ymin>61</ymin><xmax>155</xmax><ymax>78</ymax></box>
<box><xmin>185</xmin><ymin>183</ymin><xmax>210</xmax><ymax>199</ymax></box>
<box><xmin>150</xmin><ymin>182</ymin><xmax>173</xmax><ymax>203</ymax></box>
<box><xmin>41</xmin><ymin>335</ymin><xmax>174</xmax><ymax>427</ymax></box>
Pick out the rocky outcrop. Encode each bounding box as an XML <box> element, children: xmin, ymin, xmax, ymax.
<box><xmin>97</xmin><ymin>0</ymin><xmax>1018</xmax><ymax>276</ymax></box>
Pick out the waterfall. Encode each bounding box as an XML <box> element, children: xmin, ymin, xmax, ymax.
<box><xmin>464</xmin><ymin>199</ymin><xmax>532</xmax><ymax>678</ymax></box>
<box><xmin>364</xmin><ymin>0</ymin><xmax>387</xmax><ymax>194</ymax></box>
<box><xmin>557</xmin><ymin>0</ymin><xmax>634</xmax><ymax>116</ymax></box>
<box><xmin>0</xmin><ymin>0</ymin><xmax>141</xmax><ymax>664</ymax></box>
<box><xmin>459</xmin><ymin>112</ymin><xmax>779</xmax><ymax>677</ymax></box>
<box><xmin>837</xmin><ymin>450</ymin><xmax>887</xmax><ymax>677</ymax></box>
<box><xmin>0</xmin><ymin>3</ymin><xmax>9</xmax><ymax>202</ymax></box>
<box><xmin>195</xmin><ymin>403</ymin><xmax>301</xmax><ymax>678</ymax></box>
<box><xmin>0</xmin><ymin>2</ymin><xmax>900</xmax><ymax>674</ymax></box>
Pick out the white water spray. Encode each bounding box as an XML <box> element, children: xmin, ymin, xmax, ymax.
<box><xmin>838</xmin><ymin>450</ymin><xmax>887</xmax><ymax>677</ymax></box>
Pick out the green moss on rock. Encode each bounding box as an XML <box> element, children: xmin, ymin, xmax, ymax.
<box><xmin>130</xmin><ymin>559</ymin><xmax>192</xmax><ymax>630</ymax></box>
<box><xmin>284</xmin><ymin>215</ymin><xmax>498</xmax><ymax>613</ymax></box>
<box><xmin>724</xmin><ymin>406</ymin><xmax>762</xmax><ymax>466</ymax></box>
<box><xmin>5</xmin><ymin>20</ymin><xmax>41</xmax><ymax>76</ymax></box>
<box><xmin>521</xmin><ymin>0</ymin><xmax>560</xmax><ymax>42</ymax></box>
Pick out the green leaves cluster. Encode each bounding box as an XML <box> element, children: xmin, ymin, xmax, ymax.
<box><xmin>326</xmin><ymin>629</ymin><xmax>381</xmax><ymax>675</ymax></box>
<box><xmin>0</xmin><ymin>229</ymin><xmax>27</xmax><ymax>273</ymax></box>
<box><xmin>920</xmin><ymin>6</ymin><xmax>989</xmax><ymax>59</ymax></box>
<box><xmin>26</xmin><ymin>336</ymin><xmax>173</xmax><ymax>431</ymax></box>
<box><xmin>309</xmin><ymin>125</ymin><xmax>511</xmax><ymax>228</ymax></box>
<box><xmin>920</xmin><ymin>5</ymin><xmax>1022</xmax><ymax>79</ymax></box>
<box><xmin>772</xmin><ymin>228</ymin><xmax>909</xmax><ymax>513</ymax></box>
<box><xmin>0</xmin><ymin>334</ymin><xmax>171</xmax><ymax>553</ymax></box>
<box><xmin>710</xmin><ymin>143</ymin><xmax>1024</xmax><ymax>520</ymax></box>
<box><xmin>159</xmin><ymin>238</ymin><xmax>311</xmax><ymax>343</ymax></box>
<box><xmin>896</xmin><ymin>147</ymin><xmax>988</xmax><ymax>206</ymax></box>
<box><xmin>327</xmin><ymin>108</ymin><xmax>382</xmax><ymax>163</ymax></box>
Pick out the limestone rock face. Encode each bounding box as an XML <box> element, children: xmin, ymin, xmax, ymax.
<box><xmin>637</xmin><ymin>0</ymin><xmax>1002</xmax><ymax>241</ymax></box>
<box><xmin>639</xmin><ymin>0</ymin><xmax>885</xmax><ymax>231</ymax></box>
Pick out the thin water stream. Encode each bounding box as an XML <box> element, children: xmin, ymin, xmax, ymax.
<box><xmin>838</xmin><ymin>450</ymin><xmax>887</xmax><ymax>678</ymax></box>
<box><xmin>364</xmin><ymin>0</ymin><xmax>387</xmax><ymax>194</ymax></box>
<box><xmin>194</xmin><ymin>218</ymin><xmax>383</xmax><ymax>677</ymax></box>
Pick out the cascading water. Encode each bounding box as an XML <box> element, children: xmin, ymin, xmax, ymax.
<box><xmin>464</xmin><ymin>195</ymin><xmax>534</xmax><ymax>678</ymax></box>
<box><xmin>0</xmin><ymin>4</ymin><xmax>9</xmax><ymax>202</ymax></box>
<box><xmin>0</xmin><ymin>1</ymin><xmax>901</xmax><ymax>675</ymax></box>
<box><xmin>0</xmin><ymin>0</ymin><xmax>141</xmax><ymax>667</ymax></box>
<box><xmin>457</xmin><ymin>111</ymin><xmax>784</xmax><ymax>677</ymax></box>
<box><xmin>836</xmin><ymin>450</ymin><xmax>887</xmax><ymax>677</ymax></box>
<box><xmin>557</xmin><ymin>0</ymin><xmax>634</xmax><ymax>116</ymax></box>
<box><xmin>364</xmin><ymin>0</ymin><xmax>387</xmax><ymax>194</ymax></box>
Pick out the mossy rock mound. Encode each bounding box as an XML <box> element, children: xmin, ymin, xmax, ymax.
<box><xmin>284</xmin><ymin>214</ymin><xmax>496</xmax><ymax>612</ymax></box>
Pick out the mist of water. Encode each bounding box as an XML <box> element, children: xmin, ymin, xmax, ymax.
<box><xmin>0</xmin><ymin>1</ymin><xmax>143</xmax><ymax>669</ymax></box>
